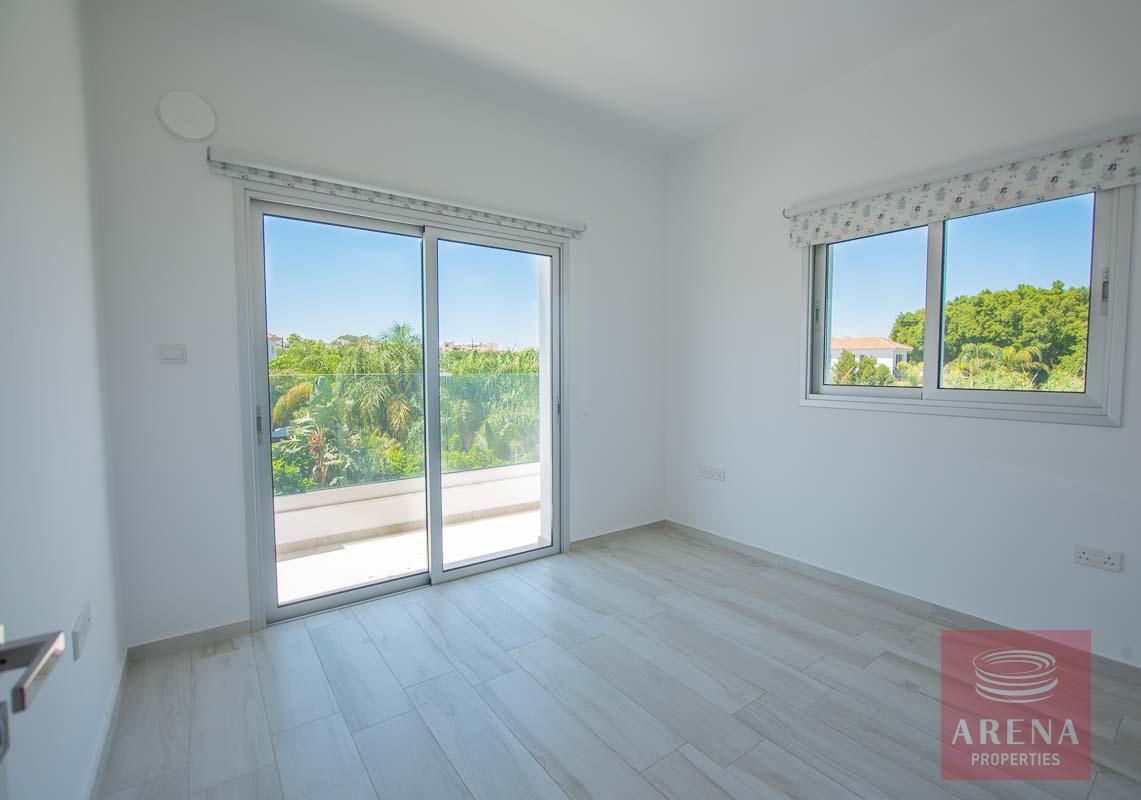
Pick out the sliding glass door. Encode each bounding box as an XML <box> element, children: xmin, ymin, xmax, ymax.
<box><xmin>258</xmin><ymin>207</ymin><xmax>429</xmax><ymax>608</ymax></box>
<box><xmin>432</xmin><ymin>235</ymin><xmax>556</xmax><ymax>571</ymax></box>
<box><xmin>249</xmin><ymin>202</ymin><xmax>560</xmax><ymax>622</ymax></box>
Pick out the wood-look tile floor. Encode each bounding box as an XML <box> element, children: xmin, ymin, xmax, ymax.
<box><xmin>99</xmin><ymin>524</ymin><xmax>1141</xmax><ymax>800</ymax></box>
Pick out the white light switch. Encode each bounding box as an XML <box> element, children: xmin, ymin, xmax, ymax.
<box><xmin>159</xmin><ymin>344</ymin><xmax>187</xmax><ymax>364</ymax></box>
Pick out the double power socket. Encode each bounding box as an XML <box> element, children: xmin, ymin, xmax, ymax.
<box><xmin>1074</xmin><ymin>545</ymin><xmax>1123</xmax><ymax>572</ymax></box>
<box><xmin>698</xmin><ymin>465</ymin><xmax>726</xmax><ymax>481</ymax></box>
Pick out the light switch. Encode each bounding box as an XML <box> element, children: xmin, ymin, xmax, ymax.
<box><xmin>159</xmin><ymin>344</ymin><xmax>187</xmax><ymax>364</ymax></box>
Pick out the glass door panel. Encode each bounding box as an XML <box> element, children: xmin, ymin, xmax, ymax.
<box><xmin>261</xmin><ymin>212</ymin><xmax>428</xmax><ymax>605</ymax></box>
<box><xmin>435</xmin><ymin>238</ymin><xmax>554</xmax><ymax>570</ymax></box>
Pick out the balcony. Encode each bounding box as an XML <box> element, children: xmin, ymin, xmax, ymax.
<box><xmin>274</xmin><ymin>462</ymin><xmax>544</xmax><ymax>604</ymax></box>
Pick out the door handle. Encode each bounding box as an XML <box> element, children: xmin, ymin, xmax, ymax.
<box><xmin>0</xmin><ymin>631</ymin><xmax>65</xmax><ymax>766</ymax></box>
<box><xmin>0</xmin><ymin>631</ymin><xmax>66</xmax><ymax>712</ymax></box>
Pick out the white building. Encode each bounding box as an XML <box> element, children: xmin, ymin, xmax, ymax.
<box><xmin>441</xmin><ymin>340</ymin><xmax>499</xmax><ymax>352</ymax></box>
<box><xmin>830</xmin><ymin>336</ymin><xmax>912</xmax><ymax>375</ymax></box>
<box><xmin>267</xmin><ymin>333</ymin><xmax>286</xmax><ymax>360</ymax></box>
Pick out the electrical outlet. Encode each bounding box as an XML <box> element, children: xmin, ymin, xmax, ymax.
<box><xmin>72</xmin><ymin>602</ymin><xmax>92</xmax><ymax>661</ymax></box>
<box><xmin>698</xmin><ymin>465</ymin><xmax>726</xmax><ymax>482</ymax></box>
<box><xmin>1074</xmin><ymin>545</ymin><xmax>1123</xmax><ymax>572</ymax></box>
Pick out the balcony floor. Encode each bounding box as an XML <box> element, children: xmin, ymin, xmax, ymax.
<box><xmin>276</xmin><ymin>508</ymin><xmax>544</xmax><ymax>604</ymax></box>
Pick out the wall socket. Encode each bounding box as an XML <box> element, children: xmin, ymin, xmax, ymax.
<box><xmin>1074</xmin><ymin>545</ymin><xmax>1123</xmax><ymax>572</ymax></box>
<box><xmin>698</xmin><ymin>465</ymin><xmax>726</xmax><ymax>482</ymax></box>
<box><xmin>72</xmin><ymin>602</ymin><xmax>92</xmax><ymax>661</ymax></box>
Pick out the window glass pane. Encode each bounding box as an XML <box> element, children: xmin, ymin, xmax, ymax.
<box><xmin>941</xmin><ymin>194</ymin><xmax>1094</xmax><ymax>392</ymax></box>
<box><xmin>826</xmin><ymin>226</ymin><xmax>927</xmax><ymax>387</ymax></box>
<box><xmin>437</xmin><ymin>239</ymin><xmax>553</xmax><ymax>570</ymax></box>
<box><xmin>262</xmin><ymin>215</ymin><xmax>428</xmax><ymax>605</ymax></box>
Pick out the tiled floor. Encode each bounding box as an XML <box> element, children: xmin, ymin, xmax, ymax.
<box><xmin>98</xmin><ymin>524</ymin><xmax>1141</xmax><ymax>799</ymax></box>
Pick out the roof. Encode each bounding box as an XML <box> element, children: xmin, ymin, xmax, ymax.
<box><xmin>830</xmin><ymin>336</ymin><xmax>912</xmax><ymax>352</ymax></box>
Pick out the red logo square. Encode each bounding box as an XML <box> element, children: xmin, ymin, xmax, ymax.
<box><xmin>940</xmin><ymin>629</ymin><xmax>1091</xmax><ymax>781</ymax></box>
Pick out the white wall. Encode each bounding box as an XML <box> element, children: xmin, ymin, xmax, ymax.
<box><xmin>0</xmin><ymin>2</ymin><xmax>124</xmax><ymax>797</ymax></box>
<box><xmin>81</xmin><ymin>0</ymin><xmax>666</xmax><ymax>647</ymax></box>
<box><xmin>664</xmin><ymin>0</ymin><xmax>1141</xmax><ymax>666</ymax></box>
<box><xmin>75</xmin><ymin>0</ymin><xmax>1141</xmax><ymax>669</ymax></box>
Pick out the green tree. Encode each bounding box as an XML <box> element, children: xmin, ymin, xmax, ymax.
<box><xmin>941</xmin><ymin>281</ymin><xmax>1088</xmax><ymax>368</ymax></box>
<box><xmin>336</xmin><ymin>323</ymin><xmax>424</xmax><ymax>439</ymax></box>
<box><xmin>890</xmin><ymin>309</ymin><xmax>925</xmax><ymax>362</ymax></box>
<box><xmin>941</xmin><ymin>343</ymin><xmax>1038</xmax><ymax>390</ymax></box>
<box><xmin>894</xmin><ymin>361</ymin><xmax>923</xmax><ymax>387</ymax></box>
<box><xmin>272</xmin><ymin>458</ymin><xmax>311</xmax><ymax>494</ymax></box>
<box><xmin>267</xmin><ymin>325</ymin><xmax>541</xmax><ymax>495</ymax></box>
<box><xmin>831</xmin><ymin>350</ymin><xmax>894</xmax><ymax>386</ymax></box>
<box><xmin>269</xmin><ymin>335</ymin><xmax>341</xmax><ymax>374</ymax></box>
<box><xmin>272</xmin><ymin>383</ymin><xmax>312</xmax><ymax>428</ymax></box>
<box><xmin>889</xmin><ymin>281</ymin><xmax>1089</xmax><ymax>391</ymax></box>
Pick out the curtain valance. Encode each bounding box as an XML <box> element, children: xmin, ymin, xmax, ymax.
<box><xmin>787</xmin><ymin>132</ymin><xmax>1141</xmax><ymax>248</ymax></box>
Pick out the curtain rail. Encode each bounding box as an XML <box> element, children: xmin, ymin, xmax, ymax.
<box><xmin>207</xmin><ymin>147</ymin><xmax>586</xmax><ymax>239</ymax></box>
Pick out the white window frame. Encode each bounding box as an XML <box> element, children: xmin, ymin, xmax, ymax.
<box><xmin>802</xmin><ymin>186</ymin><xmax>1134</xmax><ymax>426</ymax></box>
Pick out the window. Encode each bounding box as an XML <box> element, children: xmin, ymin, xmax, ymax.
<box><xmin>822</xmin><ymin>226</ymin><xmax>926</xmax><ymax>391</ymax></box>
<box><xmin>940</xmin><ymin>195</ymin><xmax>1094</xmax><ymax>393</ymax></box>
<box><xmin>806</xmin><ymin>187</ymin><xmax>1133</xmax><ymax>425</ymax></box>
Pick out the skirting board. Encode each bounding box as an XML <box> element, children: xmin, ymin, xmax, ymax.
<box><xmin>122</xmin><ymin>518</ymin><xmax>661</xmax><ymax>660</ymax></box>
<box><xmin>88</xmin><ymin>653</ymin><xmax>127</xmax><ymax>800</ymax></box>
<box><xmin>115</xmin><ymin>519</ymin><xmax>675</xmax><ymax>656</ymax></box>
<box><xmin>664</xmin><ymin>519</ymin><xmax>1141</xmax><ymax>679</ymax></box>
<box><xmin>119</xmin><ymin>518</ymin><xmax>661</xmax><ymax>661</ymax></box>
<box><xmin>126</xmin><ymin>619</ymin><xmax>252</xmax><ymax>662</ymax></box>
<box><xmin>568</xmin><ymin>518</ymin><xmax>668</xmax><ymax>549</ymax></box>
<box><xmin>664</xmin><ymin>520</ymin><xmax>937</xmax><ymax>618</ymax></box>
<box><xmin>120</xmin><ymin>519</ymin><xmax>1138</xmax><ymax>679</ymax></box>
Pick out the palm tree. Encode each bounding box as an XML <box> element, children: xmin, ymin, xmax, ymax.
<box><xmin>269</xmin><ymin>324</ymin><xmax>541</xmax><ymax>490</ymax></box>
<box><xmin>999</xmin><ymin>345</ymin><xmax>1047</xmax><ymax>384</ymax></box>
<box><xmin>272</xmin><ymin>382</ymin><xmax>312</xmax><ymax>428</ymax></box>
<box><xmin>944</xmin><ymin>343</ymin><xmax>1041</xmax><ymax>389</ymax></box>
<box><xmin>335</xmin><ymin>324</ymin><xmax>424</xmax><ymax>442</ymax></box>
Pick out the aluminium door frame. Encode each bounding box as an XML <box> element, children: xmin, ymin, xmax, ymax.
<box><xmin>423</xmin><ymin>226</ymin><xmax>564</xmax><ymax>586</ymax></box>
<box><xmin>233</xmin><ymin>183</ymin><xmax>567</xmax><ymax>628</ymax></box>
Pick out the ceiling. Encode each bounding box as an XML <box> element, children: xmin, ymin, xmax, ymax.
<box><xmin>246</xmin><ymin>0</ymin><xmax>999</xmax><ymax>149</ymax></box>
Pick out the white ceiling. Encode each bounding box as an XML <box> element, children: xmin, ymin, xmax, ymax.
<box><xmin>252</xmin><ymin>0</ymin><xmax>998</xmax><ymax>149</ymax></box>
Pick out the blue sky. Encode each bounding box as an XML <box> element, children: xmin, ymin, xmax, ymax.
<box><xmin>264</xmin><ymin>216</ymin><xmax>543</xmax><ymax>348</ymax></box>
<box><xmin>828</xmin><ymin>193</ymin><xmax>1095</xmax><ymax>338</ymax></box>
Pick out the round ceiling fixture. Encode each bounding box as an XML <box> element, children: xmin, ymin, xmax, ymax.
<box><xmin>156</xmin><ymin>91</ymin><xmax>216</xmax><ymax>142</ymax></box>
